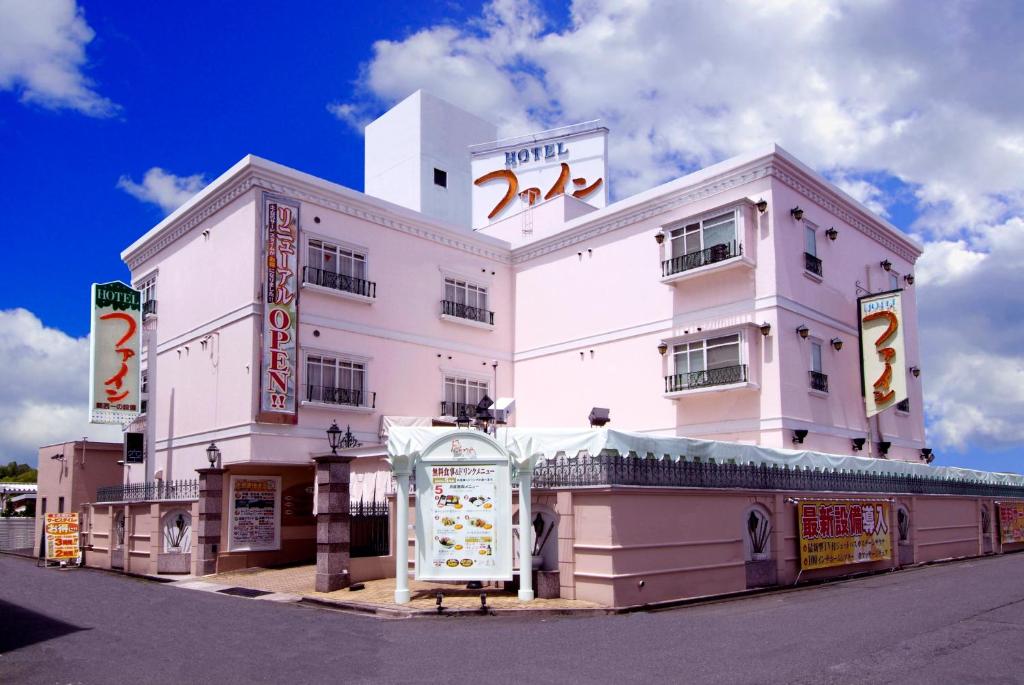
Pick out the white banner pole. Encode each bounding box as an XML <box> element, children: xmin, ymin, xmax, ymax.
<box><xmin>518</xmin><ymin>463</ymin><xmax>534</xmax><ymax>602</ymax></box>
<box><xmin>394</xmin><ymin>469</ymin><xmax>411</xmax><ymax>605</ymax></box>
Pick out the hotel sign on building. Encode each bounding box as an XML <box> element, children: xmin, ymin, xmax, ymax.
<box><xmin>858</xmin><ymin>290</ymin><xmax>908</xmax><ymax>418</ymax></box>
<box><xmin>469</xmin><ymin>121</ymin><xmax>609</xmax><ymax>228</ymax></box>
<box><xmin>259</xmin><ymin>194</ymin><xmax>300</xmax><ymax>423</ymax></box>
<box><xmin>89</xmin><ymin>281</ymin><xmax>142</xmax><ymax>424</ymax></box>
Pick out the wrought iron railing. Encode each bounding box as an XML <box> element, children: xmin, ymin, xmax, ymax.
<box><xmin>142</xmin><ymin>299</ymin><xmax>157</xmax><ymax>317</ymax></box>
<box><xmin>665</xmin><ymin>364</ymin><xmax>747</xmax><ymax>393</ymax></box>
<box><xmin>440</xmin><ymin>401</ymin><xmax>475</xmax><ymax>418</ymax></box>
<box><xmin>350</xmin><ymin>500</ymin><xmax>389</xmax><ymax>558</ymax></box>
<box><xmin>897</xmin><ymin>398</ymin><xmax>910</xmax><ymax>412</ymax></box>
<box><xmin>303</xmin><ymin>266</ymin><xmax>376</xmax><ymax>299</ymax></box>
<box><xmin>306</xmin><ymin>385</ymin><xmax>375</xmax><ymax>409</ymax></box>
<box><xmin>441</xmin><ymin>300</ymin><xmax>494</xmax><ymax>325</ymax></box>
<box><xmin>662</xmin><ymin>241</ymin><xmax>740</xmax><ymax>277</ymax></box>
<box><xmin>96</xmin><ymin>479</ymin><xmax>197</xmax><ymax>503</ymax></box>
<box><xmin>527</xmin><ymin>453</ymin><xmax>1024</xmax><ymax>498</ymax></box>
<box><xmin>809</xmin><ymin>370</ymin><xmax>829</xmax><ymax>392</ymax></box>
<box><xmin>804</xmin><ymin>252</ymin><xmax>823</xmax><ymax>277</ymax></box>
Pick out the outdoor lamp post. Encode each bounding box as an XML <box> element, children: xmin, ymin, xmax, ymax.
<box><xmin>205</xmin><ymin>442</ymin><xmax>220</xmax><ymax>468</ymax></box>
<box><xmin>327</xmin><ymin>421</ymin><xmax>342</xmax><ymax>454</ymax></box>
<box><xmin>455</xmin><ymin>408</ymin><xmax>472</xmax><ymax>430</ymax></box>
<box><xmin>475</xmin><ymin>396</ymin><xmax>495</xmax><ymax>434</ymax></box>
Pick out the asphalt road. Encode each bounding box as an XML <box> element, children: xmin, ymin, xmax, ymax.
<box><xmin>3</xmin><ymin>553</ymin><xmax>1024</xmax><ymax>684</ymax></box>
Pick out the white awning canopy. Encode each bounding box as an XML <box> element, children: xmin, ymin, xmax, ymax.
<box><xmin>386</xmin><ymin>427</ymin><xmax>1024</xmax><ymax>487</ymax></box>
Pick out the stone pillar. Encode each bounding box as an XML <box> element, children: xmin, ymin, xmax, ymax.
<box><xmin>195</xmin><ymin>467</ymin><xmax>226</xmax><ymax>576</ymax></box>
<box><xmin>314</xmin><ymin>455</ymin><xmax>353</xmax><ymax>592</ymax></box>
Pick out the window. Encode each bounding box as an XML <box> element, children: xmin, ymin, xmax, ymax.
<box><xmin>139</xmin><ymin>275</ymin><xmax>157</xmax><ymax>316</ymax></box>
<box><xmin>58</xmin><ymin>497</ymin><xmax>65</xmax><ymax>513</ymax></box>
<box><xmin>434</xmin><ymin>168</ymin><xmax>447</xmax><ymax>188</ymax></box>
<box><xmin>809</xmin><ymin>341</ymin><xmax>828</xmax><ymax>392</ymax></box>
<box><xmin>669</xmin><ymin>211</ymin><xmax>737</xmax><ymax>259</ymax></box>
<box><xmin>306</xmin><ymin>239</ymin><xmax>374</xmax><ymax>297</ymax></box>
<box><xmin>41</xmin><ymin>498</ymin><xmax>46</xmax><ymax>515</ymax></box>
<box><xmin>443</xmin><ymin>277</ymin><xmax>492</xmax><ymax>324</ymax></box>
<box><xmin>443</xmin><ymin>375</ymin><xmax>489</xmax><ymax>417</ymax></box>
<box><xmin>668</xmin><ymin>334</ymin><xmax>745</xmax><ymax>390</ymax></box>
<box><xmin>889</xmin><ymin>272</ymin><xmax>900</xmax><ymax>291</ymax></box>
<box><xmin>804</xmin><ymin>224</ymin><xmax>822</xmax><ymax>277</ymax></box>
<box><xmin>305</xmin><ymin>355</ymin><xmax>367</xmax><ymax>406</ymax></box>
<box><xmin>141</xmin><ymin>369</ymin><xmax>148</xmax><ymax>395</ymax></box>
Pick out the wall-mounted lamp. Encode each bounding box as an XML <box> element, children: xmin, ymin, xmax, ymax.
<box><xmin>880</xmin><ymin>259</ymin><xmax>893</xmax><ymax>272</ymax></box>
<box><xmin>825</xmin><ymin>227</ymin><xmax>838</xmax><ymax>241</ymax></box>
<box><xmin>657</xmin><ymin>342</ymin><xmax>668</xmax><ymax>356</ymax></box>
<box><xmin>851</xmin><ymin>437</ymin><xmax>866</xmax><ymax>452</ymax></box>
<box><xmin>830</xmin><ymin>337</ymin><xmax>843</xmax><ymax>351</ymax></box>
<box><xmin>50</xmin><ymin>453</ymin><xmax>65</xmax><ymax>461</ymax></box>
<box><xmin>759</xmin><ymin>322</ymin><xmax>771</xmax><ymax>337</ymax></box>
<box><xmin>589</xmin><ymin>407</ymin><xmax>611</xmax><ymax>428</ymax></box>
<box><xmin>756</xmin><ymin>199</ymin><xmax>768</xmax><ymax>214</ymax></box>
<box><xmin>878</xmin><ymin>441</ymin><xmax>891</xmax><ymax>457</ymax></box>
<box><xmin>920</xmin><ymin>447</ymin><xmax>933</xmax><ymax>463</ymax></box>
<box><xmin>654</xmin><ymin>232</ymin><xmax>665</xmax><ymax>245</ymax></box>
<box><xmin>791</xmin><ymin>207</ymin><xmax>804</xmax><ymax>221</ymax></box>
<box><xmin>904</xmin><ymin>274</ymin><xmax>915</xmax><ymax>285</ymax></box>
<box><xmin>792</xmin><ymin>429</ymin><xmax>809</xmax><ymax>445</ymax></box>
<box><xmin>910</xmin><ymin>366</ymin><xmax>921</xmax><ymax>378</ymax></box>
<box><xmin>796</xmin><ymin>324</ymin><xmax>810</xmax><ymax>339</ymax></box>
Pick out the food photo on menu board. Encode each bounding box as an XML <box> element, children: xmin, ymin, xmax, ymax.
<box><xmin>430</xmin><ymin>464</ymin><xmax>497</xmax><ymax>571</ymax></box>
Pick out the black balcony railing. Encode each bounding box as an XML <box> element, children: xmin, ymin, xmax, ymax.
<box><xmin>526</xmin><ymin>453</ymin><xmax>1024</xmax><ymax>498</ymax></box>
<box><xmin>662</xmin><ymin>241</ymin><xmax>740</xmax><ymax>277</ymax></box>
<box><xmin>804</xmin><ymin>252</ymin><xmax>823</xmax><ymax>277</ymax></box>
<box><xmin>305</xmin><ymin>385</ymin><xmax>376</xmax><ymax>408</ymax></box>
<box><xmin>809</xmin><ymin>371</ymin><xmax>829</xmax><ymax>392</ymax></box>
<box><xmin>897</xmin><ymin>398</ymin><xmax>910</xmax><ymax>412</ymax></box>
<box><xmin>142</xmin><ymin>299</ymin><xmax>157</xmax><ymax>317</ymax></box>
<box><xmin>350</xmin><ymin>500</ymin><xmax>389</xmax><ymax>558</ymax></box>
<box><xmin>665</xmin><ymin>364</ymin><xmax>747</xmax><ymax>392</ymax></box>
<box><xmin>440</xmin><ymin>401</ymin><xmax>475</xmax><ymax>418</ymax></box>
<box><xmin>442</xmin><ymin>300</ymin><xmax>494</xmax><ymax>325</ymax></box>
<box><xmin>96</xmin><ymin>479</ymin><xmax>197</xmax><ymax>503</ymax></box>
<box><xmin>303</xmin><ymin>266</ymin><xmax>376</xmax><ymax>298</ymax></box>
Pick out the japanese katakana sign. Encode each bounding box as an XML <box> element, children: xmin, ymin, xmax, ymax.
<box><xmin>997</xmin><ymin>501</ymin><xmax>1024</xmax><ymax>545</ymax></box>
<box><xmin>45</xmin><ymin>513</ymin><xmax>80</xmax><ymax>562</ymax></box>
<box><xmin>89</xmin><ymin>281</ymin><xmax>142</xmax><ymax>424</ymax></box>
<box><xmin>858</xmin><ymin>290</ymin><xmax>908</xmax><ymax>418</ymax></box>
<box><xmin>797</xmin><ymin>500</ymin><xmax>892</xmax><ymax>570</ymax></box>
<box><xmin>259</xmin><ymin>194</ymin><xmax>300</xmax><ymax>421</ymax></box>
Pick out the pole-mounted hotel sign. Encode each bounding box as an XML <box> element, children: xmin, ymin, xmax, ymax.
<box><xmin>89</xmin><ymin>281</ymin><xmax>142</xmax><ymax>424</ymax></box>
<box><xmin>858</xmin><ymin>290</ymin><xmax>908</xmax><ymax>418</ymax></box>
<box><xmin>259</xmin><ymin>194</ymin><xmax>300</xmax><ymax>422</ymax></box>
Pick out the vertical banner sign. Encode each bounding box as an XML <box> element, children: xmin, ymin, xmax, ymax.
<box><xmin>798</xmin><ymin>500</ymin><xmax>892</xmax><ymax>570</ymax></box>
<box><xmin>229</xmin><ymin>476</ymin><xmax>281</xmax><ymax>551</ymax></box>
<box><xmin>415</xmin><ymin>433</ymin><xmax>513</xmax><ymax>582</ymax></box>
<box><xmin>260</xmin><ymin>194</ymin><xmax>299</xmax><ymax>420</ymax></box>
<box><xmin>998</xmin><ymin>502</ymin><xmax>1024</xmax><ymax>544</ymax></box>
<box><xmin>89</xmin><ymin>281</ymin><xmax>142</xmax><ymax>424</ymax></box>
<box><xmin>858</xmin><ymin>290</ymin><xmax>908</xmax><ymax>417</ymax></box>
<box><xmin>124</xmin><ymin>432</ymin><xmax>145</xmax><ymax>464</ymax></box>
<box><xmin>45</xmin><ymin>513</ymin><xmax>80</xmax><ymax>562</ymax></box>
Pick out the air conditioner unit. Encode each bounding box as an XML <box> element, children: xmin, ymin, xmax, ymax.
<box><xmin>494</xmin><ymin>397</ymin><xmax>515</xmax><ymax>424</ymax></box>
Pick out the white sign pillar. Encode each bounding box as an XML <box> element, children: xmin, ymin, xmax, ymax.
<box><xmin>517</xmin><ymin>461</ymin><xmax>535</xmax><ymax>602</ymax></box>
<box><xmin>390</xmin><ymin>453</ymin><xmax>414</xmax><ymax>605</ymax></box>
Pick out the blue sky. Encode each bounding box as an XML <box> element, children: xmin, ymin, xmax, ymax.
<box><xmin>1</xmin><ymin>1</ymin><xmax>1022</xmax><ymax>472</ymax></box>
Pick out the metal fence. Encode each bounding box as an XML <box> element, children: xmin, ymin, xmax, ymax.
<box><xmin>96</xmin><ymin>479</ymin><xmax>198</xmax><ymax>503</ymax></box>
<box><xmin>350</xmin><ymin>500</ymin><xmax>389</xmax><ymax>558</ymax></box>
<box><xmin>0</xmin><ymin>518</ymin><xmax>35</xmax><ymax>554</ymax></box>
<box><xmin>528</xmin><ymin>453</ymin><xmax>1024</xmax><ymax>498</ymax></box>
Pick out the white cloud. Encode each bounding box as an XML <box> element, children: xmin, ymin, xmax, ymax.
<box><xmin>0</xmin><ymin>309</ymin><xmax>121</xmax><ymax>466</ymax></box>
<box><xmin>0</xmin><ymin>0</ymin><xmax>118</xmax><ymax>116</ymax></box>
<box><xmin>117</xmin><ymin>167</ymin><xmax>207</xmax><ymax>214</ymax></box>
<box><xmin>333</xmin><ymin>0</ymin><xmax>1024</xmax><ymax>455</ymax></box>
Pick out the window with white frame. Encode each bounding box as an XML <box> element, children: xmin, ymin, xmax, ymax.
<box><xmin>669</xmin><ymin>211</ymin><xmax>737</xmax><ymax>259</ymax></box>
<box><xmin>805</xmin><ymin>225</ymin><xmax>817</xmax><ymax>257</ymax></box>
<box><xmin>306</xmin><ymin>355</ymin><xmax>367</xmax><ymax>406</ymax></box>
<box><xmin>443</xmin><ymin>375</ymin><xmax>489</xmax><ymax>416</ymax></box>
<box><xmin>443</xmin><ymin>277</ymin><xmax>491</xmax><ymax>323</ymax></box>
<box><xmin>139</xmin><ymin>275</ymin><xmax>157</xmax><ymax>316</ymax></box>
<box><xmin>306</xmin><ymin>239</ymin><xmax>372</xmax><ymax>296</ymax></box>
<box><xmin>809</xmin><ymin>341</ymin><xmax>828</xmax><ymax>392</ymax></box>
<box><xmin>669</xmin><ymin>334</ymin><xmax>744</xmax><ymax>390</ymax></box>
<box><xmin>888</xmin><ymin>271</ymin><xmax>900</xmax><ymax>291</ymax></box>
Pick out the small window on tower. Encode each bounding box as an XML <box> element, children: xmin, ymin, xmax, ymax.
<box><xmin>434</xmin><ymin>168</ymin><xmax>447</xmax><ymax>188</ymax></box>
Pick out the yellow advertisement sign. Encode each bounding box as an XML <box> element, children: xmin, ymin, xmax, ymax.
<box><xmin>45</xmin><ymin>513</ymin><xmax>80</xmax><ymax>561</ymax></box>
<box><xmin>998</xmin><ymin>502</ymin><xmax>1024</xmax><ymax>544</ymax></box>
<box><xmin>798</xmin><ymin>500</ymin><xmax>892</xmax><ymax>570</ymax></box>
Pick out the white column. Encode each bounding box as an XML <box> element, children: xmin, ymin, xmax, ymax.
<box><xmin>518</xmin><ymin>463</ymin><xmax>534</xmax><ymax>602</ymax></box>
<box><xmin>393</xmin><ymin>468</ymin><xmax>411</xmax><ymax>604</ymax></box>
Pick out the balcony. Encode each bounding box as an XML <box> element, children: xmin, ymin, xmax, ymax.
<box><xmin>441</xmin><ymin>300</ymin><xmax>494</xmax><ymax>326</ymax></box>
<box><xmin>142</xmin><ymin>299</ymin><xmax>157</xmax><ymax>317</ymax></box>
<box><xmin>439</xmin><ymin>401</ymin><xmax>475</xmax><ymax>418</ymax></box>
<box><xmin>804</xmin><ymin>252</ymin><xmax>823</xmax><ymax>278</ymax></box>
<box><xmin>809</xmin><ymin>370</ymin><xmax>829</xmax><ymax>393</ymax></box>
<box><xmin>662</xmin><ymin>241</ymin><xmax>742</xmax><ymax>278</ymax></box>
<box><xmin>305</xmin><ymin>385</ymin><xmax>376</xmax><ymax>409</ymax></box>
<box><xmin>303</xmin><ymin>266</ymin><xmax>376</xmax><ymax>300</ymax></box>
<box><xmin>665</xmin><ymin>364</ymin><xmax>748</xmax><ymax>393</ymax></box>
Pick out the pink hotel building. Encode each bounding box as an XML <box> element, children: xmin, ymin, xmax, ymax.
<box><xmin>80</xmin><ymin>90</ymin><xmax>1021</xmax><ymax>606</ymax></box>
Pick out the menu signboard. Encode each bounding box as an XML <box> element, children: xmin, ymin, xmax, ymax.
<box><xmin>229</xmin><ymin>476</ymin><xmax>281</xmax><ymax>551</ymax></box>
<box><xmin>415</xmin><ymin>433</ymin><xmax>512</xmax><ymax>582</ymax></box>
<box><xmin>45</xmin><ymin>513</ymin><xmax>80</xmax><ymax>562</ymax></box>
